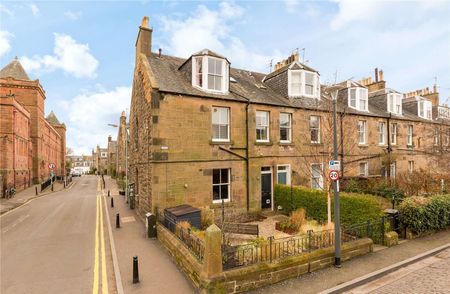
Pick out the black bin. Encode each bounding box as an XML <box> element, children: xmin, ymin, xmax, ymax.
<box><xmin>384</xmin><ymin>209</ymin><xmax>400</xmax><ymax>235</ymax></box>
<box><xmin>164</xmin><ymin>205</ymin><xmax>201</xmax><ymax>232</ymax></box>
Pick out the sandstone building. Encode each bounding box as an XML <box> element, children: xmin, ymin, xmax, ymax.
<box><xmin>0</xmin><ymin>58</ymin><xmax>66</xmax><ymax>192</ymax></box>
<box><xmin>67</xmin><ymin>155</ymin><xmax>94</xmax><ymax>174</ymax></box>
<box><xmin>128</xmin><ymin>18</ymin><xmax>450</xmax><ymax>217</ymax></box>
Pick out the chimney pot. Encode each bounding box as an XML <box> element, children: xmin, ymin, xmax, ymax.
<box><xmin>158</xmin><ymin>48</ymin><xmax>162</xmax><ymax>57</ymax></box>
<box><xmin>379</xmin><ymin>70</ymin><xmax>384</xmax><ymax>81</ymax></box>
<box><xmin>141</xmin><ymin>16</ymin><xmax>149</xmax><ymax>28</ymax></box>
<box><xmin>375</xmin><ymin>68</ymin><xmax>379</xmax><ymax>82</ymax></box>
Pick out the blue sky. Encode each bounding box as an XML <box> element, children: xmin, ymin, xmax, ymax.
<box><xmin>1</xmin><ymin>0</ymin><xmax>449</xmax><ymax>154</ymax></box>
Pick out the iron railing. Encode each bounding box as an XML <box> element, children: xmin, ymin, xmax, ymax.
<box><xmin>157</xmin><ymin>212</ymin><xmax>205</xmax><ymax>262</ymax></box>
<box><xmin>222</xmin><ymin>229</ymin><xmax>358</xmax><ymax>270</ymax></box>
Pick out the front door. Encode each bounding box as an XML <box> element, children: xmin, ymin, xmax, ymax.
<box><xmin>261</xmin><ymin>167</ymin><xmax>272</xmax><ymax>209</ymax></box>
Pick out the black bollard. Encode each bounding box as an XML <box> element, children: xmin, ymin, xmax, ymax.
<box><xmin>108</xmin><ymin>190</ymin><xmax>110</xmax><ymax>197</ymax></box>
<box><xmin>111</xmin><ymin>197</ymin><xmax>114</xmax><ymax>208</ymax></box>
<box><xmin>132</xmin><ymin>256</ymin><xmax>139</xmax><ymax>284</ymax></box>
<box><xmin>116</xmin><ymin>213</ymin><xmax>120</xmax><ymax>228</ymax></box>
<box><xmin>64</xmin><ymin>181</ymin><xmax>66</xmax><ymax>188</ymax></box>
<box><xmin>51</xmin><ymin>184</ymin><xmax>54</xmax><ymax>191</ymax></box>
<box><xmin>35</xmin><ymin>186</ymin><xmax>38</xmax><ymax>195</ymax></box>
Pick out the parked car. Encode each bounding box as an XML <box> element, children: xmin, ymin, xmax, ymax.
<box><xmin>71</xmin><ymin>171</ymin><xmax>82</xmax><ymax>177</ymax></box>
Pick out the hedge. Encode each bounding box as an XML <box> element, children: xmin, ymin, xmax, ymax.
<box><xmin>274</xmin><ymin>185</ymin><xmax>384</xmax><ymax>225</ymax></box>
<box><xmin>398</xmin><ymin>194</ymin><xmax>450</xmax><ymax>234</ymax></box>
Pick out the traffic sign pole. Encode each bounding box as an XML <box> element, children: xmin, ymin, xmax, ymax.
<box><xmin>332</xmin><ymin>90</ymin><xmax>341</xmax><ymax>268</ymax></box>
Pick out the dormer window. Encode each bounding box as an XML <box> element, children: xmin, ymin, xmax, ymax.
<box><xmin>192</xmin><ymin>56</ymin><xmax>229</xmax><ymax>94</ymax></box>
<box><xmin>387</xmin><ymin>93</ymin><xmax>403</xmax><ymax>115</ymax></box>
<box><xmin>418</xmin><ymin>100</ymin><xmax>432</xmax><ymax>120</ymax></box>
<box><xmin>288</xmin><ymin>69</ymin><xmax>320</xmax><ymax>99</ymax></box>
<box><xmin>348</xmin><ymin>87</ymin><xmax>368</xmax><ymax>111</ymax></box>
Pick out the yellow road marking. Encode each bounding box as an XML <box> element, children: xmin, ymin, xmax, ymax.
<box><xmin>100</xmin><ymin>193</ymin><xmax>109</xmax><ymax>294</ymax></box>
<box><xmin>93</xmin><ymin>193</ymin><xmax>100</xmax><ymax>294</ymax></box>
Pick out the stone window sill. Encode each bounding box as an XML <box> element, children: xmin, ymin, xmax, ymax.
<box><xmin>209</xmin><ymin>140</ymin><xmax>234</xmax><ymax>146</ymax></box>
<box><xmin>255</xmin><ymin>141</ymin><xmax>273</xmax><ymax>146</ymax></box>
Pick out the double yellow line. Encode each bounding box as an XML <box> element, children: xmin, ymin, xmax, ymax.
<box><xmin>93</xmin><ymin>179</ymin><xmax>108</xmax><ymax>294</ymax></box>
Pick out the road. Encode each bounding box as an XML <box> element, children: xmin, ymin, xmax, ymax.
<box><xmin>0</xmin><ymin>175</ymin><xmax>114</xmax><ymax>294</ymax></box>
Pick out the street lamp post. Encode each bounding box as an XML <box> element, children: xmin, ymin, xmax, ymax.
<box><xmin>108</xmin><ymin>119</ymin><xmax>129</xmax><ymax>202</ymax></box>
<box><xmin>329</xmin><ymin>85</ymin><xmax>343</xmax><ymax>268</ymax></box>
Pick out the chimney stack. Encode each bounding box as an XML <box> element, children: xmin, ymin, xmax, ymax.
<box><xmin>158</xmin><ymin>48</ymin><xmax>162</xmax><ymax>58</ymax></box>
<box><xmin>136</xmin><ymin>16</ymin><xmax>153</xmax><ymax>59</ymax></box>
<box><xmin>108</xmin><ymin>135</ymin><xmax>112</xmax><ymax>142</ymax></box>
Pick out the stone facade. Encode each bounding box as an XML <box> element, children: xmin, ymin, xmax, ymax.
<box><xmin>128</xmin><ymin>18</ymin><xmax>450</xmax><ymax>218</ymax></box>
<box><xmin>0</xmin><ymin>58</ymin><xmax>66</xmax><ymax>189</ymax></box>
<box><xmin>116</xmin><ymin>111</ymin><xmax>128</xmax><ymax>178</ymax></box>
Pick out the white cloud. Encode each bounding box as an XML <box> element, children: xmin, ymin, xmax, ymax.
<box><xmin>21</xmin><ymin>33</ymin><xmax>99</xmax><ymax>78</ymax></box>
<box><xmin>0</xmin><ymin>30</ymin><xmax>13</xmax><ymax>57</ymax></box>
<box><xmin>29</xmin><ymin>3</ymin><xmax>39</xmax><ymax>16</ymax></box>
<box><xmin>62</xmin><ymin>86</ymin><xmax>131</xmax><ymax>154</ymax></box>
<box><xmin>160</xmin><ymin>2</ymin><xmax>281</xmax><ymax>72</ymax></box>
<box><xmin>0</xmin><ymin>4</ymin><xmax>13</xmax><ymax>17</ymax></box>
<box><xmin>64</xmin><ymin>10</ymin><xmax>82</xmax><ymax>21</ymax></box>
<box><xmin>283</xmin><ymin>0</ymin><xmax>299</xmax><ymax>13</ymax></box>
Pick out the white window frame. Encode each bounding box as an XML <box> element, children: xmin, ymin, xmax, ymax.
<box><xmin>256</xmin><ymin>111</ymin><xmax>270</xmax><ymax>142</ymax></box>
<box><xmin>378</xmin><ymin>122</ymin><xmax>386</xmax><ymax>145</ymax></box>
<box><xmin>387</xmin><ymin>93</ymin><xmax>403</xmax><ymax>115</ymax></box>
<box><xmin>311</xmin><ymin>164</ymin><xmax>323</xmax><ymax>190</ymax></box>
<box><xmin>288</xmin><ymin>69</ymin><xmax>320</xmax><ymax>99</ymax></box>
<box><xmin>348</xmin><ymin>87</ymin><xmax>368</xmax><ymax>111</ymax></box>
<box><xmin>192</xmin><ymin>56</ymin><xmax>229</xmax><ymax>94</ymax></box>
<box><xmin>277</xmin><ymin>164</ymin><xmax>291</xmax><ymax>186</ymax></box>
<box><xmin>359</xmin><ymin>162</ymin><xmax>368</xmax><ymax>177</ymax></box>
<box><xmin>310</xmin><ymin>115</ymin><xmax>321</xmax><ymax>144</ymax></box>
<box><xmin>358</xmin><ymin>120</ymin><xmax>367</xmax><ymax>145</ymax></box>
<box><xmin>211</xmin><ymin>107</ymin><xmax>230</xmax><ymax>142</ymax></box>
<box><xmin>407</xmin><ymin>125</ymin><xmax>413</xmax><ymax>146</ymax></box>
<box><xmin>279</xmin><ymin>113</ymin><xmax>292</xmax><ymax>143</ymax></box>
<box><xmin>391</xmin><ymin>123</ymin><xmax>398</xmax><ymax>145</ymax></box>
<box><xmin>212</xmin><ymin>168</ymin><xmax>231</xmax><ymax>203</ymax></box>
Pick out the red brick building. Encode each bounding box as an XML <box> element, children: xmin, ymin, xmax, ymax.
<box><xmin>0</xmin><ymin>58</ymin><xmax>66</xmax><ymax>191</ymax></box>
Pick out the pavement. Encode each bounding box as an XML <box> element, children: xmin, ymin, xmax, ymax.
<box><xmin>0</xmin><ymin>180</ymin><xmax>71</xmax><ymax>215</ymax></box>
<box><xmin>0</xmin><ymin>176</ymin><xmax>114</xmax><ymax>294</ymax></box>
<box><xmin>250</xmin><ymin>227</ymin><xmax>450</xmax><ymax>294</ymax></box>
<box><xmin>103</xmin><ymin>176</ymin><xmax>195</xmax><ymax>294</ymax></box>
<box><xmin>344</xmin><ymin>248</ymin><xmax>450</xmax><ymax>294</ymax></box>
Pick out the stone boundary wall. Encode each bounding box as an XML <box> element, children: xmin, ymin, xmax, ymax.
<box><xmin>156</xmin><ymin>224</ymin><xmax>203</xmax><ymax>287</ymax></box>
<box><xmin>157</xmin><ymin>222</ymin><xmax>373</xmax><ymax>293</ymax></box>
<box><xmin>209</xmin><ymin>238</ymin><xmax>373</xmax><ymax>293</ymax></box>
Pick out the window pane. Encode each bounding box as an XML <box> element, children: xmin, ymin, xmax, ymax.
<box><xmin>305</xmin><ymin>72</ymin><xmax>313</xmax><ymax>84</ymax></box>
<box><xmin>278</xmin><ymin>173</ymin><xmax>287</xmax><ymax>185</ymax></box>
<box><xmin>208</xmin><ymin>58</ymin><xmax>215</xmax><ymax>74</ymax></box>
<box><xmin>311</xmin><ymin>129</ymin><xmax>319</xmax><ymax>142</ymax></box>
<box><xmin>220</xmin><ymin>169</ymin><xmax>229</xmax><ymax>183</ymax></box>
<box><xmin>310</xmin><ymin>116</ymin><xmax>319</xmax><ymax>127</ymax></box>
<box><xmin>291</xmin><ymin>71</ymin><xmax>301</xmax><ymax>83</ymax></box>
<box><xmin>280</xmin><ymin>113</ymin><xmax>289</xmax><ymax>126</ymax></box>
<box><xmin>213</xmin><ymin>169</ymin><xmax>220</xmax><ymax>184</ymax></box>
<box><xmin>215</xmin><ymin>60</ymin><xmax>222</xmax><ymax>75</ymax></box>
<box><xmin>215</xmin><ymin>76</ymin><xmax>222</xmax><ymax>91</ymax></box>
<box><xmin>219</xmin><ymin>125</ymin><xmax>228</xmax><ymax>139</ymax></box>
<box><xmin>220</xmin><ymin>185</ymin><xmax>228</xmax><ymax>199</ymax></box>
<box><xmin>305</xmin><ymin>85</ymin><xmax>314</xmax><ymax>95</ymax></box>
<box><xmin>312</xmin><ymin>165</ymin><xmax>321</xmax><ymax>177</ymax></box>
<box><xmin>212</xmin><ymin>125</ymin><xmax>220</xmax><ymax>139</ymax></box>
<box><xmin>213</xmin><ymin>185</ymin><xmax>220</xmax><ymax>200</ymax></box>
<box><xmin>208</xmin><ymin>74</ymin><xmax>214</xmax><ymax>89</ymax></box>
<box><xmin>280</xmin><ymin>128</ymin><xmax>288</xmax><ymax>141</ymax></box>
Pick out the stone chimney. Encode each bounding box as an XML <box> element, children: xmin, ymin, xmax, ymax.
<box><xmin>108</xmin><ymin>135</ymin><xmax>112</xmax><ymax>142</ymax></box>
<box><xmin>364</xmin><ymin>68</ymin><xmax>386</xmax><ymax>92</ymax></box>
<box><xmin>423</xmin><ymin>84</ymin><xmax>439</xmax><ymax>107</ymax></box>
<box><xmin>272</xmin><ymin>52</ymin><xmax>300</xmax><ymax>72</ymax></box>
<box><xmin>136</xmin><ymin>16</ymin><xmax>153</xmax><ymax>59</ymax></box>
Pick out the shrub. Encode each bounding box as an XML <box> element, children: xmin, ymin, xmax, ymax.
<box><xmin>290</xmin><ymin>208</ymin><xmax>306</xmax><ymax>229</ymax></box>
<box><xmin>200</xmin><ymin>207</ymin><xmax>215</xmax><ymax>229</ymax></box>
<box><xmin>399</xmin><ymin>194</ymin><xmax>450</xmax><ymax>234</ymax></box>
<box><xmin>274</xmin><ymin>185</ymin><xmax>384</xmax><ymax>226</ymax></box>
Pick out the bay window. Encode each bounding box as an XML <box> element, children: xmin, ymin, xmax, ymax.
<box><xmin>387</xmin><ymin>93</ymin><xmax>403</xmax><ymax>115</ymax></box>
<box><xmin>192</xmin><ymin>56</ymin><xmax>229</xmax><ymax>94</ymax></box>
<box><xmin>288</xmin><ymin>69</ymin><xmax>320</xmax><ymax>99</ymax></box>
<box><xmin>348</xmin><ymin>87</ymin><xmax>368</xmax><ymax>111</ymax></box>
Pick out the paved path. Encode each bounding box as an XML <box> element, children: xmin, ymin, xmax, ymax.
<box><xmin>1</xmin><ymin>180</ymin><xmax>68</xmax><ymax>215</ymax></box>
<box><xmin>0</xmin><ymin>175</ymin><xmax>114</xmax><ymax>294</ymax></box>
<box><xmin>347</xmin><ymin>248</ymin><xmax>450</xmax><ymax>294</ymax></box>
<box><xmin>250</xmin><ymin>229</ymin><xmax>450</xmax><ymax>294</ymax></box>
<box><xmin>103</xmin><ymin>176</ymin><xmax>195</xmax><ymax>294</ymax></box>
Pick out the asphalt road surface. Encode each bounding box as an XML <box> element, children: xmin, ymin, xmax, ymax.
<box><xmin>1</xmin><ymin>175</ymin><xmax>114</xmax><ymax>294</ymax></box>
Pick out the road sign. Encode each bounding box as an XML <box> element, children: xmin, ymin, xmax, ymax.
<box><xmin>48</xmin><ymin>163</ymin><xmax>56</xmax><ymax>169</ymax></box>
<box><xmin>329</xmin><ymin>170</ymin><xmax>339</xmax><ymax>181</ymax></box>
<box><xmin>329</xmin><ymin>160</ymin><xmax>341</xmax><ymax>171</ymax></box>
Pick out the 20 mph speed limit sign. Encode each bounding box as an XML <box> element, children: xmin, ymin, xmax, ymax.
<box><xmin>329</xmin><ymin>170</ymin><xmax>339</xmax><ymax>181</ymax></box>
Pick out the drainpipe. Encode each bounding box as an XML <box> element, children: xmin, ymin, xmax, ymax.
<box><xmin>13</xmin><ymin>110</ymin><xmax>16</xmax><ymax>188</ymax></box>
<box><xmin>386</xmin><ymin>113</ymin><xmax>392</xmax><ymax>178</ymax></box>
<box><xmin>245</xmin><ymin>101</ymin><xmax>250</xmax><ymax>211</ymax></box>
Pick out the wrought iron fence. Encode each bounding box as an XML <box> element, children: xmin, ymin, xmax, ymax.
<box><xmin>40</xmin><ymin>178</ymin><xmax>52</xmax><ymax>191</ymax></box>
<box><xmin>222</xmin><ymin>229</ymin><xmax>358</xmax><ymax>270</ymax></box>
<box><xmin>342</xmin><ymin>215</ymin><xmax>397</xmax><ymax>245</ymax></box>
<box><xmin>157</xmin><ymin>212</ymin><xmax>205</xmax><ymax>262</ymax></box>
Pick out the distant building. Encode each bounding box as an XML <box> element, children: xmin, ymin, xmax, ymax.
<box><xmin>0</xmin><ymin>57</ymin><xmax>66</xmax><ymax>192</ymax></box>
<box><xmin>67</xmin><ymin>155</ymin><xmax>93</xmax><ymax>174</ymax></box>
<box><xmin>107</xmin><ymin>135</ymin><xmax>117</xmax><ymax>176</ymax></box>
<box><xmin>93</xmin><ymin>145</ymin><xmax>108</xmax><ymax>175</ymax></box>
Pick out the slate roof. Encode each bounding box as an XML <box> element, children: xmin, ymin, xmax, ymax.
<box><xmin>146</xmin><ymin>51</ymin><xmax>441</xmax><ymax>123</ymax></box>
<box><xmin>46</xmin><ymin>111</ymin><xmax>61</xmax><ymax>125</ymax></box>
<box><xmin>0</xmin><ymin>57</ymin><xmax>30</xmax><ymax>80</ymax></box>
